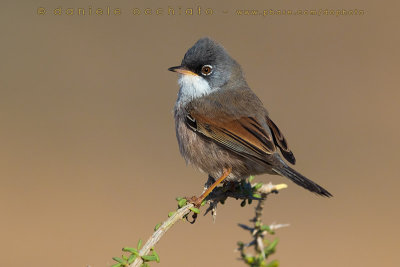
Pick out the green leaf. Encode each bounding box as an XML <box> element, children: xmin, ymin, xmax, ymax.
<box><xmin>152</xmin><ymin>248</ymin><xmax>160</xmax><ymax>263</ymax></box>
<box><xmin>112</xmin><ymin>257</ymin><xmax>126</xmax><ymax>264</ymax></box>
<box><xmin>111</xmin><ymin>263</ymin><xmax>122</xmax><ymax>267</ymax></box>
<box><xmin>137</xmin><ymin>239</ymin><xmax>143</xmax><ymax>250</ymax></box>
<box><xmin>257</xmin><ymin>253</ymin><xmax>264</xmax><ymax>263</ymax></box>
<box><xmin>248</xmin><ymin>175</ymin><xmax>255</xmax><ymax>182</ymax></box>
<box><xmin>254</xmin><ymin>183</ymin><xmax>263</xmax><ymax>190</ymax></box>
<box><xmin>168</xmin><ymin>211</ymin><xmax>175</xmax><ymax>217</ymax></box>
<box><xmin>201</xmin><ymin>199</ymin><xmax>207</xmax><ymax>206</ymax></box>
<box><xmin>265</xmin><ymin>260</ymin><xmax>279</xmax><ymax>267</ymax></box>
<box><xmin>265</xmin><ymin>239</ymin><xmax>279</xmax><ymax>255</ymax></box>
<box><xmin>154</xmin><ymin>223</ymin><xmax>161</xmax><ymax>231</ymax></box>
<box><xmin>260</xmin><ymin>225</ymin><xmax>271</xmax><ymax>232</ymax></box>
<box><xmin>176</xmin><ymin>197</ymin><xmax>183</xmax><ymax>201</ymax></box>
<box><xmin>190</xmin><ymin>207</ymin><xmax>200</xmax><ymax>214</ymax></box>
<box><xmin>178</xmin><ymin>198</ymin><xmax>187</xmax><ymax>208</ymax></box>
<box><xmin>253</xmin><ymin>193</ymin><xmax>262</xmax><ymax>199</ymax></box>
<box><xmin>142</xmin><ymin>255</ymin><xmax>158</xmax><ymax>262</ymax></box>
<box><xmin>128</xmin><ymin>254</ymin><xmax>137</xmax><ymax>264</ymax></box>
<box><xmin>244</xmin><ymin>255</ymin><xmax>255</xmax><ymax>264</ymax></box>
<box><xmin>122</xmin><ymin>247</ymin><xmax>138</xmax><ymax>254</ymax></box>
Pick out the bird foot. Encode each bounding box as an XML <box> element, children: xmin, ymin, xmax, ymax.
<box><xmin>183</xmin><ymin>196</ymin><xmax>202</xmax><ymax>224</ymax></box>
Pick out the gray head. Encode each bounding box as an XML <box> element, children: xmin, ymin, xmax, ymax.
<box><xmin>169</xmin><ymin>37</ymin><xmax>246</xmax><ymax>104</ymax></box>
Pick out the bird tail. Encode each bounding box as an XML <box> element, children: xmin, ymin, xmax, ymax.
<box><xmin>273</xmin><ymin>164</ymin><xmax>332</xmax><ymax>197</ymax></box>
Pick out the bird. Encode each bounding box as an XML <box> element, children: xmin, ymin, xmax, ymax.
<box><xmin>168</xmin><ymin>37</ymin><xmax>332</xmax><ymax>206</ymax></box>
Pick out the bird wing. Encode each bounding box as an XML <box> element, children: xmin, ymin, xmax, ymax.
<box><xmin>185</xmin><ymin>88</ymin><xmax>296</xmax><ymax>165</ymax></box>
<box><xmin>185</xmin><ymin>111</ymin><xmax>277</xmax><ymax>163</ymax></box>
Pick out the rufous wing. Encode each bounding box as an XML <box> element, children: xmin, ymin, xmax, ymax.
<box><xmin>185</xmin><ymin>112</ymin><xmax>277</xmax><ymax>163</ymax></box>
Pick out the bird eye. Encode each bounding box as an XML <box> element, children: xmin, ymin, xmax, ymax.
<box><xmin>201</xmin><ymin>65</ymin><xmax>213</xmax><ymax>76</ymax></box>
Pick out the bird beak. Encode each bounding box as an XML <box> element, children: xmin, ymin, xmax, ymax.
<box><xmin>168</xmin><ymin>66</ymin><xmax>198</xmax><ymax>76</ymax></box>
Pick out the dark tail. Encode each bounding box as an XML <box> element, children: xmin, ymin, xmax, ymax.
<box><xmin>273</xmin><ymin>165</ymin><xmax>332</xmax><ymax>197</ymax></box>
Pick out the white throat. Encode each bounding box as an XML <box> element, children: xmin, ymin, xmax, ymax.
<box><xmin>176</xmin><ymin>74</ymin><xmax>212</xmax><ymax>106</ymax></box>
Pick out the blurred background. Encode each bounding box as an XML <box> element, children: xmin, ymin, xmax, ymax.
<box><xmin>1</xmin><ymin>0</ymin><xmax>399</xmax><ymax>266</ymax></box>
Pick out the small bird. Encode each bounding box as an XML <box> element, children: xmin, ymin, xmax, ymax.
<box><xmin>169</xmin><ymin>37</ymin><xmax>332</xmax><ymax>206</ymax></box>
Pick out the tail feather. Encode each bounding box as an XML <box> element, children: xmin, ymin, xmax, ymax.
<box><xmin>273</xmin><ymin>165</ymin><xmax>332</xmax><ymax>197</ymax></box>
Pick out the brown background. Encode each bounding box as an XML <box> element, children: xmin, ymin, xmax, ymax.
<box><xmin>1</xmin><ymin>0</ymin><xmax>399</xmax><ymax>266</ymax></box>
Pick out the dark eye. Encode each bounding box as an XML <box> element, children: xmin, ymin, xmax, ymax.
<box><xmin>201</xmin><ymin>65</ymin><xmax>213</xmax><ymax>76</ymax></box>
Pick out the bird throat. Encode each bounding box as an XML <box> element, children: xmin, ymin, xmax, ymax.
<box><xmin>176</xmin><ymin>74</ymin><xmax>213</xmax><ymax>106</ymax></box>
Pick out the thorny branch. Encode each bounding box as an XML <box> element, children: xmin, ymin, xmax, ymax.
<box><xmin>126</xmin><ymin>181</ymin><xmax>288</xmax><ymax>267</ymax></box>
<box><xmin>237</xmin><ymin>187</ymin><xmax>289</xmax><ymax>266</ymax></box>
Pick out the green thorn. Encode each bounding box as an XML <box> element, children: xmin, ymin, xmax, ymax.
<box><xmin>137</xmin><ymin>239</ymin><xmax>143</xmax><ymax>250</ymax></box>
<box><xmin>168</xmin><ymin>211</ymin><xmax>176</xmax><ymax>217</ymax></box>
<box><xmin>201</xmin><ymin>199</ymin><xmax>207</xmax><ymax>206</ymax></box>
<box><xmin>189</xmin><ymin>207</ymin><xmax>200</xmax><ymax>214</ymax></box>
<box><xmin>249</xmin><ymin>175</ymin><xmax>255</xmax><ymax>182</ymax></box>
<box><xmin>111</xmin><ymin>263</ymin><xmax>122</xmax><ymax>267</ymax></box>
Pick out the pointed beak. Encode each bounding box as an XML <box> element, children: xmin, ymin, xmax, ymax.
<box><xmin>168</xmin><ymin>66</ymin><xmax>198</xmax><ymax>76</ymax></box>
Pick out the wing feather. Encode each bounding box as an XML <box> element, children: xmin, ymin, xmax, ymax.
<box><xmin>186</xmin><ymin>112</ymin><xmax>276</xmax><ymax>163</ymax></box>
<box><xmin>266</xmin><ymin>116</ymin><xmax>296</xmax><ymax>164</ymax></box>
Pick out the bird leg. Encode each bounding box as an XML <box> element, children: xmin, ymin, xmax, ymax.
<box><xmin>189</xmin><ymin>168</ymin><xmax>232</xmax><ymax>208</ymax></box>
<box><xmin>202</xmin><ymin>175</ymin><xmax>216</xmax><ymax>194</ymax></box>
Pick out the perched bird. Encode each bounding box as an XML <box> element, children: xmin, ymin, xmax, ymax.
<box><xmin>169</xmin><ymin>37</ymin><xmax>331</xmax><ymax>206</ymax></box>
